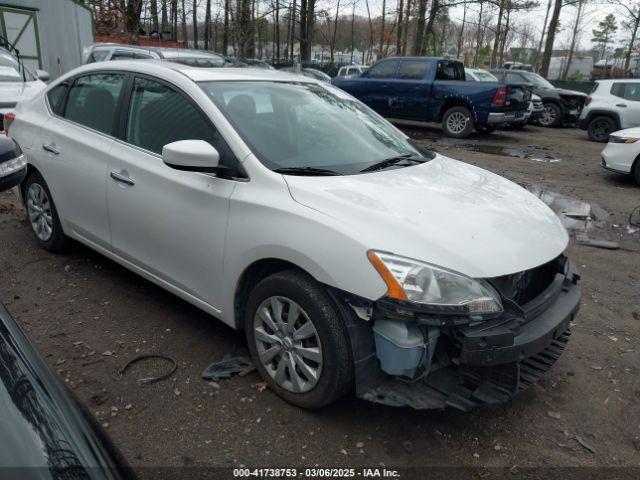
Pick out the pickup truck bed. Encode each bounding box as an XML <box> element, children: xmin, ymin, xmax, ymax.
<box><xmin>331</xmin><ymin>57</ymin><xmax>531</xmax><ymax>138</ymax></box>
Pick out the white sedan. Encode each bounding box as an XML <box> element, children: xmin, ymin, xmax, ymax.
<box><xmin>601</xmin><ymin>127</ymin><xmax>640</xmax><ymax>184</ymax></box>
<box><xmin>9</xmin><ymin>61</ymin><xmax>580</xmax><ymax>410</ymax></box>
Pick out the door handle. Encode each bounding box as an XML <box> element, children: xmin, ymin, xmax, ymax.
<box><xmin>42</xmin><ymin>143</ymin><xmax>60</xmax><ymax>155</ymax></box>
<box><xmin>110</xmin><ymin>171</ymin><xmax>135</xmax><ymax>186</ymax></box>
<box><xmin>615</xmin><ymin>104</ymin><xmax>627</xmax><ymax>108</ymax></box>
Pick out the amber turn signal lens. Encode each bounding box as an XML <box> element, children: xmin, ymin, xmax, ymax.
<box><xmin>367</xmin><ymin>251</ymin><xmax>408</xmax><ymax>301</ymax></box>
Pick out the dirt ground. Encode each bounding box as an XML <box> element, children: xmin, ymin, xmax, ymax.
<box><xmin>1</xmin><ymin>125</ymin><xmax>639</xmax><ymax>474</ymax></box>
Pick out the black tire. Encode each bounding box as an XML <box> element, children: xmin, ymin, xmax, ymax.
<box><xmin>634</xmin><ymin>159</ymin><xmax>640</xmax><ymax>186</ymax></box>
<box><xmin>538</xmin><ymin>102</ymin><xmax>562</xmax><ymax>127</ymax></box>
<box><xmin>442</xmin><ymin>106</ymin><xmax>474</xmax><ymax>138</ymax></box>
<box><xmin>587</xmin><ymin>116</ymin><xmax>616</xmax><ymax>142</ymax></box>
<box><xmin>245</xmin><ymin>270</ymin><xmax>353</xmax><ymax>409</ymax></box>
<box><xmin>23</xmin><ymin>172</ymin><xmax>68</xmax><ymax>252</ymax></box>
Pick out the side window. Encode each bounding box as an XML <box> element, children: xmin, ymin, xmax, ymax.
<box><xmin>435</xmin><ymin>61</ymin><xmax>464</xmax><ymax>80</ymax></box>
<box><xmin>126</xmin><ymin>77</ymin><xmax>236</xmax><ymax>169</ymax></box>
<box><xmin>368</xmin><ymin>60</ymin><xmax>398</xmax><ymax>79</ymax></box>
<box><xmin>64</xmin><ymin>73</ymin><xmax>125</xmax><ymax>135</ymax></box>
<box><xmin>397</xmin><ymin>60</ymin><xmax>428</xmax><ymax>80</ymax></box>
<box><xmin>111</xmin><ymin>50</ymin><xmax>136</xmax><ymax>60</ymax></box>
<box><xmin>506</xmin><ymin>72</ymin><xmax>526</xmax><ymax>84</ymax></box>
<box><xmin>133</xmin><ymin>52</ymin><xmax>154</xmax><ymax>59</ymax></box>
<box><xmin>88</xmin><ymin>50</ymin><xmax>109</xmax><ymax>63</ymax></box>
<box><xmin>47</xmin><ymin>83</ymin><xmax>69</xmax><ymax>115</ymax></box>
<box><xmin>611</xmin><ymin>83</ymin><xmax>624</xmax><ymax>97</ymax></box>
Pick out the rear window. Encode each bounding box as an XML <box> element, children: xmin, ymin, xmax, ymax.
<box><xmin>88</xmin><ymin>50</ymin><xmax>109</xmax><ymax>63</ymax></box>
<box><xmin>47</xmin><ymin>83</ymin><xmax>68</xmax><ymax>115</ymax></box>
<box><xmin>396</xmin><ymin>60</ymin><xmax>427</xmax><ymax>80</ymax></box>
<box><xmin>435</xmin><ymin>61</ymin><xmax>465</xmax><ymax>81</ymax></box>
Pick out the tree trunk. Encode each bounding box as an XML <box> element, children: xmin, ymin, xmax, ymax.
<box><xmin>490</xmin><ymin>0</ymin><xmax>505</xmax><ymax>67</ymax></box>
<box><xmin>625</xmin><ymin>14</ymin><xmax>640</xmax><ymax>70</ymax></box>
<box><xmin>300</xmin><ymin>0</ymin><xmax>308</xmax><ymax>60</ymax></box>
<box><xmin>204</xmin><ymin>0</ymin><xmax>211</xmax><ymax>49</ymax></box>
<box><xmin>365</xmin><ymin>0</ymin><xmax>374</xmax><ymax>62</ymax></box>
<box><xmin>223</xmin><ymin>0</ymin><xmax>229</xmax><ymax>54</ymax></box>
<box><xmin>562</xmin><ymin>0</ymin><xmax>583</xmax><ymax>80</ymax></box>
<box><xmin>457</xmin><ymin>1</ymin><xmax>467</xmax><ymax>59</ymax></box>
<box><xmin>396</xmin><ymin>0</ymin><xmax>404</xmax><ymax>56</ymax></box>
<box><xmin>351</xmin><ymin>5</ymin><xmax>356</xmax><ymax>61</ymax></box>
<box><xmin>150</xmin><ymin>0</ymin><xmax>160</xmax><ymax>32</ymax></box>
<box><xmin>124</xmin><ymin>0</ymin><xmax>143</xmax><ymax>43</ymax></box>
<box><xmin>498</xmin><ymin>8</ymin><xmax>509</xmax><ymax>66</ymax></box>
<box><xmin>330</xmin><ymin>0</ymin><xmax>340</xmax><ymax>63</ymax></box>
<box><xmin>539</xmin><ymin>0</ymin><xmax>562</xmax><ymax>78</ymax></box>
<box><xmin>290</xmin><ymin>0</ymin><xmax>296</xmax><ymax>61</ymax></box>
<box><xmin>180</xmin><ymin>0</ymin><xmax>187</xmax><ymax>43</ymax></box>
<box><xmin>401</xmin><ymin>0</ymin><xmax>411</xmax><ymax>55</ymax></box>
<box><xmin>172</xmin><ymin>0</ymin><xmax>179</xmax><ymax>41</ymax></box>
<box><xmin>238</xmin><ymin>0</ymin><xmax>253</xmax><ymax>57</ymax></box>
<box><xmin>422</xmin><ymin>0</ymin><xmax>439</xmax><ymax>55</ymax></box>
<box><xmin>161</xmin><ymin>0</ymin><xmax>169</xmax><ymax>32</ymax></box>
<box><xmin>535</xmin><ymin>0</ymin><xmax>552</xmax><ymax>71</ymax></box>
<box><xmin>306</xmin><ymin>0</ymin><xmax>315</xmax><ymax>61</ymax></box>
<box><xmin>411</xmin><ymin>0</ymin><xmax>427</xmax><ymax>55</ymax></box>
<box><xmin>379</xmin><ymin>0</ymin><xmax>386</xmax><ymax>57</ymax></box>
<box><xmin>275</xmin><ymin>0</ymin><xmax>280</xmax><ymax>61</ymax></box>
<box><xmin>473</xmin><ymin>1</ymin><xmax>484</xmax><ymax>67</ymax></box>
<box><xmin>193</xmin><ymin>0</ymin><xmax>199</xmax><ymax>49</ymax></box>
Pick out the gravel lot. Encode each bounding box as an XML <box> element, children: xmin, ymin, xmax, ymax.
<box><xmin>1</xmin><ymin>125</ymin><xmax>639</xmax><ymax>474</ymax></box>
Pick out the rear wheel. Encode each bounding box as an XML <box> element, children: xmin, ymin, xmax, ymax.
<box><xmin>245</xmin><ymin>270</ymin><xmax>353</xmax><ymax>409</ymax></box>
<box><xmin>538</xmin><ymin>102</ymin><xmax>562</xmax><ymax>127</ymax></box>
<box><xmin>587</xmin><ymin>116</ymin><xmax>616</xmax><ymax>142</ymax></box>
<box><xmin>24</xmin><ymin>172</ymin><xmax>67</xmax><ymax>252</ymax></box>
<box><xmin>442</xmin><ymin>106</ymin><xmax>474</xmax><ymax>138</ymax></box>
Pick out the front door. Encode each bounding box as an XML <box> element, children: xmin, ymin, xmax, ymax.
<box><xmin>388</xmin><ymin>59</ymin><xmax>431</xmax><ymax>120</ymax></box>
<box><xmin>106</xmin><ymin>76</ymin><xmax>237</xmax><ymax>310</ymax></box>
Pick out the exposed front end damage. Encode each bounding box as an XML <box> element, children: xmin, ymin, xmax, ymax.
<box><xmin>336</xmin><ymin>255</ymin><xmax>581</xmax><ymax>411</ymax></box>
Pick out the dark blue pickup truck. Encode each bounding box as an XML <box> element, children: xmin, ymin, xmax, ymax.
<box><xmin>331</xmin><ymin>57</ymin><xmax>532</xmax><ymax>138</ymax></box>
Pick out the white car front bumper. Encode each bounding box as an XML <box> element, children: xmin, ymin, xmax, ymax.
<box><xmin>601</xmin><ymin>141</ymin><xmax>639</xmax><ymax>174</ymax></box>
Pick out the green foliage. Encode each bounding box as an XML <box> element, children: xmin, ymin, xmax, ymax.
<box><xmin>568</xmin><ymin>70</ymin><xmax>583</xmax><ymax>81</ymax></box>
<box><xmin>591</xmin><ymin>14</ymin><xmax>618</xmax><ymax>48</ymax></box>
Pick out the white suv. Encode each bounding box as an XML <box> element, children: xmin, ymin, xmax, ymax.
<box><xmin>9</xmin><ymin>61</ymin><xmax>580</xmax><ymax>410</ymax></box>
<box><xmin>579</xmin><ymin>79</ymin><xmax>640</xmax><ymax>142</ymax></box>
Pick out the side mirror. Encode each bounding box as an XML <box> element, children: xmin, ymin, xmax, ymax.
<box><xmin>162</xmin><ymin>140</ymin><xmax>220</xmax><ymax>172</ymax></box>
<box><xmin>36</xmin><ymin>70</ymin><xmax>50</xmax><ymax>82</ymax></box>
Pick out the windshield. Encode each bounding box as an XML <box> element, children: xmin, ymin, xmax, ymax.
<box><xmin>199</xmin><ymin>81</ymin><xmax>431</xmax><ymax>175</ymax></box>
<box><xmin>521</xmin><ymin>72</ymin><xmax>554</xmax><ymax>89</ymax></box>
<box><xmin>0</xmin><ymin>53</ymin><xmax>35</xmax><ymax>82</ymax></box>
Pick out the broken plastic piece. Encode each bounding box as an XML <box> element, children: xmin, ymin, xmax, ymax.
<box><xmin>201</xmin><ymin>356</ymin><xmax>256</xmax><ymax>381</ymax></box>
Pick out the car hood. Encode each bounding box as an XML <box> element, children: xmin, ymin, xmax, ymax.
<box><xmin>0</xmin><ymin>80</ymin><xmax>46</xmax><ymax>106</ymax></box>
<box><xmin>556</xmin><ymin>88</ymin><xmax>588</xmax><ymax>98</ymax></box>
<box><xmin>284</xmin><ymin>155</ymin><xmax>568</xmax><ymax>279</ymax></box>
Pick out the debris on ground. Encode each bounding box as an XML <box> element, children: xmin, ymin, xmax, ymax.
<box><xmin>575</xmin><ymin>233</ymin><xmax>619</xmax><ymax>250</ymax></box>
<box><xmin>575</xmin><ymin>434</ymin><xmax>596</xmax><ymax>454</ymax></box>
<box><xmin>116</xmin><ymin>354</ymin><xmax>178</xmax><ymax>385</ymax></box>
<box><xmin>201</xmin><ymin>356</ymin><xmax>255</xmax><ymax>381</ymax></box>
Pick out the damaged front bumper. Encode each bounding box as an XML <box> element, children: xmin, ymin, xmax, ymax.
<box><xmin>342</xmin><ymin>257</ymin><xmax>581</xmax><ymax>411</ymax></box>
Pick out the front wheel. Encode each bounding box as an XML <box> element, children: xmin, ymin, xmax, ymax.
<box><xmin>442</xmin><ymin>106</ymin><xmax>474</xmax><ymax>138</ymax></box>
<box><xmin>245</xmin><ymin>270</ymin><xmax>354</xmax><ymax>409</ymax></box>
<box><xmin>538</xmin><ymin>102</ymin><xmax>562</xmax><ymax>127</ymax></box>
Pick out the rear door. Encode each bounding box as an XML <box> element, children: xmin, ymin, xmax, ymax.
<box><xmin>106</xmin><ymin>75</ymin><xmax>237</xmax><ymax>311</ymax></box>
<box><xmin>38</xmin><ymin>72</ymin><xmax>126</xmax><ymax>249</ymax></box>
<box><xmin>388</xmin><ymin>59</ymin><xmax>430</xmax><ymax>120</ymax></box>
<box><xmin>612</xmin><ymin>82</ymin><xmax>640</xmax><ymax>128</ymax></box>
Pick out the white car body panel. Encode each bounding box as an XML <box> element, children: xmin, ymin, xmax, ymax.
<box><xmin>601</xmin><ymin>127</ymin><xmax>640</xmax><ymax>174</ymax></box>
<box><xmin>10</xmin><ymin>60</ymin><xmax>568</xmax><ymax>330</ymax></box>
<box><xmin>580</xmin><ymin>79</ymin><xmax>640</xmax><ymax>129</ymax></box>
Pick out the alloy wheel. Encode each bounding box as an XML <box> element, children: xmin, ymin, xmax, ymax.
<box><xmin>539</xmin><ymin>105</ymin><xmax>557</xmax><ymax>127</ymax></box>
<box><xmin>591</xmin><ymin>119</ymin><xmax>611</xmax><ymax>141</ymax></box>
<box><xmin>446</xmin><ymin>112</ymin><xmax>468</xmax><ymax>134</ymax></box>
<box><xmin>253</xmin><ymin>296</ymin><xmax>323</xmax><ymax>393</ymax></box>
<box><xmin>26</xmin><ymin>183</ymin><xmax>53</xmax><ymax>242</ymax></box>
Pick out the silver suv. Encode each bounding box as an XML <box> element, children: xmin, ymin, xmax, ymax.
<box><xmin>579</xmin><ymin>79</ymin><xmax>640</xmax><ymax>142</ymax></box>
<box><xmin>82</xmin><ymin>43</ymin><xmax>227</xmax><ymax>68</ymax></box>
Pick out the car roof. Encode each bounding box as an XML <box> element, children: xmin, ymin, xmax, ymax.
<box><xmin>71</xmin><ymin>59</ymin><xmax>319</xmax><ymax>83</ymax></box>
<box><xmin>157</xmin><ymin>49</ymin><xmax>223</xmax><ymax>59</ymax></box>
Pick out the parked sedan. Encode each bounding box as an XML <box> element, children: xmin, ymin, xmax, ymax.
<box><xmin>601</xmin><ymin>127</ymin><xmax>640</xmax><ymax>184</ymax></box>
<box><xmin>10</xmin><ymin>60</ymin><xmax>580</xmax><ymax>411</ymax></box>
<box><xmin>491</xmin><ymin>69</ymin><xmax>587</xmax><ymax>127</ymax></box>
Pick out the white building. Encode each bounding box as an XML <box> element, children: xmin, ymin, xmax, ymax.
<box><xmin>0</xmin><ymin>0</ymin><xmax>93</xmax><ymax>78</ymax></box>
<box><xmin>548</xmin><ymin>56</ymin><xmax>593</xmax><ymax>80</ymax></box>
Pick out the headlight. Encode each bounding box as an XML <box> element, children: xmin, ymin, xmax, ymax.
<box><xmin>609</xmin><ymin>135</ymin><xmax>639</xmax><ymax>144</ymax></box>
<box><xmin>368</xmin><ymin>251</ymin><xmax>503</xmax><ymax>316</ymax></box>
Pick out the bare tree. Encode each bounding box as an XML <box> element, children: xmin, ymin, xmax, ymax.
<box><xmin>610</xmin><ymin>0</ymin><xmax>640</xmax><ymax>71</ymax></box>
<box><xmin>562</xmin><ymin>0</ymin><xmax>586</xmax><ymax>79</ymax></box>
<box><xmin>193</xmin><ymin>0</ymin><xmax>199</xmax><ymax>48</ymax></box>
<box><xmin>539</xmin><ymin>0</ymin><xmax>563</xmax><ymax>77</ymax></box>
<box><xmin>204</xmin><ymin>0</ymin><xmax>212</xmax><ymax>48</ymax></box>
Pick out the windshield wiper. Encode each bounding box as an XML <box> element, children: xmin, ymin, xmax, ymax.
<box><xmin>360</xmin><ymin>154</ymin><xmax>427</xmax><ymax>173</ymax></box>
<box><xmin>273</xmin><ymin>166</ymin><xmax>343</xmax><ymax>176</ymax></box>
